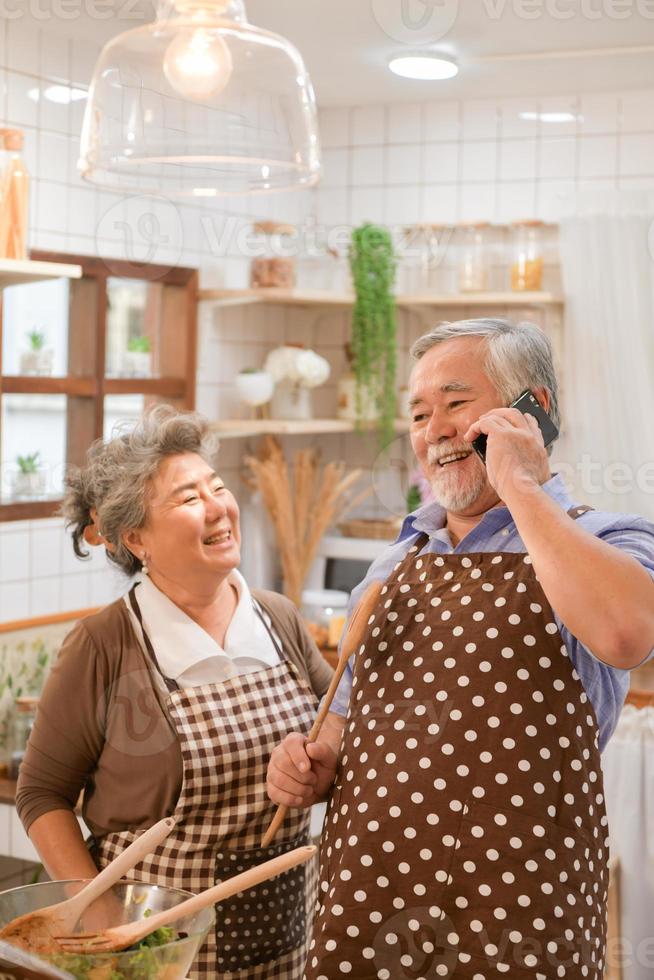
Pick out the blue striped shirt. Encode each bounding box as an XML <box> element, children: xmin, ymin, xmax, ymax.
<box><xmin>330</xmin><ymin>474</ymin><xmax>654</xmax><ymax>751</ymax></box>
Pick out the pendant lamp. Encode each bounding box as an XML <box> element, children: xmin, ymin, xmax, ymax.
<box><xmin>78</xmin><ymin>0</ymin><xmax>321</xmax><ymax>197</ymax></box>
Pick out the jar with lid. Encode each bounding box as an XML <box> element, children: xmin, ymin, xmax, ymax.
<box><xmin>510</xmin><ymin>220</ymin><xmax>544</xmax><ymax>291</ymax></box>
<box><xmin>250</xmin><ymin>221</ymin><xmax>297</xmax><ymax>289</ymax></box>
<box><xmin>457</xmin><ymin>222</ymin><xmax>490</xmax><ymax>292</ymax></box>
<box><xmin>398</xmin><ymin>224</ymin><xmax>452</xmax><ymax>294</ymax></box>
<box><xmin>301</xmin><ymin>588</ymin><xmax>349</xmax><ymax>650</ymax></box>
<box><xmin>9</xmin><ymin>696</ymin><xmax>39</xmax><ymax>780</ymax></box>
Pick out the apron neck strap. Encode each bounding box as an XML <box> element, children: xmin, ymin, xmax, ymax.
<box><xmin>252</xmin><ymin>598</ymin><xmax>286</xmax><ymax>661</ymax></box>
<box><xmin>128</xmin><ymin>585</ymin><xmax>180</xmax><ymax>692</ymax></box>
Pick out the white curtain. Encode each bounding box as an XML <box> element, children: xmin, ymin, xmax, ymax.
<box><xmin>602</xmin><ymin>706</ymin><xmax>654</xmax><ymax>980</ymax></box>
<box><xmin>560</xmin><ymin>191</ymin><xmax>654</xmax><ymax>520</ymax></box>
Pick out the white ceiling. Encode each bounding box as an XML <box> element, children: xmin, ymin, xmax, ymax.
<box><xmin>78</xmin><ymin>0</ymin><xmax>654</xmax><ymax>105</ymax></box>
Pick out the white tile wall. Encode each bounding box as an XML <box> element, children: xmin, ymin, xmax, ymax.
<box><xmin>2</xmin><ymin>11</ymin><xmax>654</xmax><ymax>619</ymax></box>
<box><xmin>314</xmin><ymin>87</ymin><xmax>654</xmax><ymax>228</ymax></box>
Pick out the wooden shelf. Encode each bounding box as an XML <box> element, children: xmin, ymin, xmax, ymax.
<box><xmin>104</xmin><ymin>377</ymin><xmax>187</xmax><ymax>397</ymax></box>
<box><xmin>0</xmin><ymin>257</ymin><xmax>82</xmax><ymax>288</ymax></box>
<box><xmin>198</xmin><ymin>287</ymin><xmax>355</xmax><ymax>307</ymax></box>
<box><xmin>396</xmin><ymin>291</ymin><xmax>563</xmax><ymax>308</ymax></box>
<box><xmin>198</xmin><ymin>287</ymin><xmax>563</xmax><ymax>310</ymax></box>
<box><xmin>210</xmin><ymin>418</ymin><xmax>411</xmax><ymax>439</ymax></box>
<box><xmin>1</xmin><ymin>376</ymin><xmax>97</xmax><ymax>395</ymax></box>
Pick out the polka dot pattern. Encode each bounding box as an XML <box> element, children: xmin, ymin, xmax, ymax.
<box><xmin>307</xmin><ymin>530</ymin><xmax>607</xmax><ymax>980</ymax></box>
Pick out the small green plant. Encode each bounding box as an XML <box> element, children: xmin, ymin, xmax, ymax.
<box><xmin>26</xmin><ymin>328</ymin><xmax>46</xmax><ymax>351</ymax></box>
<box><xmin>349</xmin><ymin>224</ymin><xmax>397</xmax><ymax>450</ymax></box>
<box><xmin>239</xmin><ymin>367</ymin><xmax>260</xmax><ymax>374</ymax></box>
<box><xmin>127</xmin><ymin>335</ymin><xmax>151</xmax><ymax>353</ymax></box>
<box><xmin>16</xmin><ymin>451</ymin><xmax>40</xmax><ymax>474</ymax></box>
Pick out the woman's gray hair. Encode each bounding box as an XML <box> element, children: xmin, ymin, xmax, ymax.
<box><xmin>410</xmin><ymin>318</ymin><xmax>561</xmax><ymax>433</ymax></box>
<box><xmin>62</xmin><ymin>405</ymin><xmax>219</xmax><ymax>576</ymax></box>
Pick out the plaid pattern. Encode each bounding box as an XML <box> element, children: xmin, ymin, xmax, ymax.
<box><xmin>97</xmin><ymin>655</ymin><xmax>318</xmax><ymax>979</ymax></box>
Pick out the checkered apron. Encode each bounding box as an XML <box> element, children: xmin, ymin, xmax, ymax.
<box><xmin>306</xmin><ymin>507</ymin><xmax>609</xmax><ymax>980</ymax></box>
<box><xmin>95</xmin><ymin>589</ymin><xmax>319</xmax><ymax>979</ymax></box>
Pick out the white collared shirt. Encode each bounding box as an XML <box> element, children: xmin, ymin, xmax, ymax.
<box><xmin>124</xmin><ymin>569</ymin><xmax>281</xmax><ymax>687</ymax></box>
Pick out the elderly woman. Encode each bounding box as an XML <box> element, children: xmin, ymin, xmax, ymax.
<box><xmin>16</xmin><ymin>406</ymin><xmax>332</xmax><ymax>979</ymax></box>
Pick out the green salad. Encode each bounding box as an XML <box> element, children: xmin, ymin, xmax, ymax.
<box><xmin>49</xmin><ymin>917</ymin><xmax>181</xmax><ymax>980</ymax></box>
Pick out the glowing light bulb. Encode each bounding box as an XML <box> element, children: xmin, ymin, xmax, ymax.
<box><xmin>163</xmin><ymin>27</ymin><xmax>233</xmax><ymax>100</ymax></box>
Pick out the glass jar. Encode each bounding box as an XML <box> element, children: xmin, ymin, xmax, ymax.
<box><xmin>301</xmin><ymin>589</ymin><xmax>349</xmax><ymax>649</ymax></box>
<box><xmin>296</xmin><ymin>242</ymin><xmax>346</xmax><ymax>292</ymax></box>
<box><xmin>9</xmin><ymin>696</ymin><xmax>38</xmax><ymax>780</ymax></box>
<box><xmin>250</xmin><ymin>221</ymin><xmax>297</xmax><ymax>289</ymax></box>
<box><xmin>398</xmin><ymin>224</ymin><xmax>452</xmax><ymax>294</ymax></box>
<box><xmin>336</xmin><ymin>344</ymin><xmax>380</xmax><ymax>422</ymax></box>
<box><xmin>510</xmin><ymin>220</ymin><xmax>544</xmax><ymax>291</ymax></box>
<box><xmin>458</xmin><ymin>222</ymin><xmax>490</xmax><ymax>293</ymax></box>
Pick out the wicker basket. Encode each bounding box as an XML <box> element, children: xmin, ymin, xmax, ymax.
<box><xmin>338</xmin><ymin>517</ymin><xmax>402</xmax><ymax>540</ymax></box>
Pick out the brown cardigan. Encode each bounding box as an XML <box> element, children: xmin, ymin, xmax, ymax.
<box><xmin>16</xmin><ymin>589</ymin><xmax>333</xmax><ymax>840</ymax></box>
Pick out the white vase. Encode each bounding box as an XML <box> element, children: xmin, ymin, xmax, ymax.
<box><xmin>11</xmin><ymin>471</ymin><xmax>46</xmax><ymax>499</ymax></box>
<box><xmin>270</xmin><ymin>381</ymin><xmax>313</xmax><ymax>421</ymax></box>
<box><xmin>19</xmin><ymin>349</ymin><xmax>53</xmax><ymax>376</ymax></box>
<box><xmin>121</xmin><ymin>350</ymin><xmax>151</xmax><ymax>377</ymax></box>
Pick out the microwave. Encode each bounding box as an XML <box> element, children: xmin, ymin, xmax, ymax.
<box><xmin>306</xmin><ymin>534</ymin><xmax>390</xmax><ymax>596</ymax></box>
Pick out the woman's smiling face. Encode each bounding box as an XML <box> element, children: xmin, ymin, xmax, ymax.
<box><xmin>125</xmin><ymin>452</ymin><xmax>241</xmax><ymax>587</ymax></box>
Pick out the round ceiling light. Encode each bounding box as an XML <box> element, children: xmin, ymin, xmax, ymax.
<box><xmin>388</xmin><ymin>52</ymin><xmax>458</xmax><ymax>81</ymax></box>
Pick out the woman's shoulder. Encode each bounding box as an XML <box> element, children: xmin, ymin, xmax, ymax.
<box><xmin>60</xmin><ymin>595</ymin><xmax>136</xmax><ymax>663</ymax></box>
<box><xmin>76</xmin><ymin>594</ymin><xmax>133</xmax><ymax>639</ymax></box>
<box><xmin>251</xmin><ymin>588</ymin><xmax>298</xmax><ymax>626</ymax></box>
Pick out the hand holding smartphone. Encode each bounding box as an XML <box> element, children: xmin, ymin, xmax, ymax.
<box><xmin>472</xmin><ymin>389</ymin><xmax>558</xmax><ymax>464</ymax></box>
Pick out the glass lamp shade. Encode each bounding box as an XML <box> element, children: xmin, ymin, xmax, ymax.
<box><xmin>78</xmin><ymin>0</ymin><xmax>321</xmax><ymax>197</ymax></box>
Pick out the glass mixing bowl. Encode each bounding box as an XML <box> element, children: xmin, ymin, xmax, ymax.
<box><xmin>0</xmin><ymin>879</ymin><xmax>214</xmax><ymax>979</ymax></box>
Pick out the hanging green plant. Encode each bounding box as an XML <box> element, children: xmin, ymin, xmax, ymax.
<box><xmin>349</xmin><ymin>223</ymin><xmax>397</xmax><ymax>449</ymax></box>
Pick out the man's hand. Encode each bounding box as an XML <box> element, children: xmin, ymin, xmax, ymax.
<box><xmin>465</xmin><ymin>408</ymin><xmax>551</xmax><ymax>502</ymax></box>
<box><xmin>267</xmin><ymin>732</ymin><xmax>338</xmax><ymax>808</ymax></box>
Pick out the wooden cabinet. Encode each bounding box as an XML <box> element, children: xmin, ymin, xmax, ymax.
<box><xmin>1</xmin><ymin>252</ymin><xmax>198</xmax><ymax>521</ymax></box>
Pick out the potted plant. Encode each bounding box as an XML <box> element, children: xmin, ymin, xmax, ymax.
<box><xmin>349</xmin><ymin>224</ymin><xmax>397</xmax><ymax>448</ymax></box>
<box><xmin>235</xmin><ymin>368</ymin><xmax>274</xmax><ymax>418</ymax></box>
<box><xmin>122</xmin><ymin>335</ymin><xmax>152</xmax><ymax>377</ymax></box>
<box><xmin>19</xmin><ymin>329</ymin><xmax>54</xmax><ymax>376</ymax></box>
<box><xmin>12</xmin><ymin>452</ymin><xmax>46</xmax><ymax>499</ymax></box>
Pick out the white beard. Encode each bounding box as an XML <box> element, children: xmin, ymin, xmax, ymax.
<box><xmin>427</xmin><ymin>447</ymin><xmax>488</xmax><ymax>512</ymax></box>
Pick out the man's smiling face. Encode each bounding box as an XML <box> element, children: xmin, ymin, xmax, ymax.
<box><xmin>408</xmin><ymin>337</ymin><xmax>505</xmax><ymax>516</ymax></box>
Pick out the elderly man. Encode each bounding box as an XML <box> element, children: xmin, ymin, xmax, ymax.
<box><xmin>267</xmin><ymin>318</ymin><xmax>654</xmax><ymax>980</ymax></box>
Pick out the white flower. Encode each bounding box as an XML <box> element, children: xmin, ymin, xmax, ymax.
<box><xmin>264</xmin><ymin>346</ymin><xmax>330</xmax><ymax>388</ymax></box>
<box><xmin>295</xmin><ymin>350</ymin><xmax>330</xmax><ymax>387</ymax></box>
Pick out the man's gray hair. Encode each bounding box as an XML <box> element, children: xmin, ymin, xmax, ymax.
<box><xmin>410</xmin><ymin>318</ymin><xmax>560</xmax><ymax>432</ymax></box>
<box><xmin>62</xmin><ymin>405</ymin><xmax>219</xmax><ymax>576</ymax></box>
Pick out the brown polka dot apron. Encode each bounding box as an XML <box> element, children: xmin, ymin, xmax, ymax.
<box><xmin>306</xmin><ymin>509</ymin><xmax>609</xmax><ymax>980</ymax></box>
<box><xmin>95</xmin><ymin>589</ymin><xmax>319</xmax><ymax>980</ymax></box>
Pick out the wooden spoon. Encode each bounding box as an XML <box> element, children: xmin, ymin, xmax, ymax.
<box><xmin>262</xmin><ymin>580</ymin><xmax>383</xmax><ymax>847</ymax></box>
<box><xmin>53</xmin><ymin>845</ymin><xmax>317</xmax><ymax>955</ymax></box>
<box><xmin>0</xmin><ymin>817</ymin><xmax>176</xmax><ymax>953</ymax></box>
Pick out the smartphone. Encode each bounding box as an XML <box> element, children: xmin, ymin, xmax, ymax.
<box><xmin>472</xmin><ymin>389</ymin><xmax>559</xmax><ymax>463</ymax></box>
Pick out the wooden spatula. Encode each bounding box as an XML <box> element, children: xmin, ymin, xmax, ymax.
<box><xmin>53</xmin><ymin>845</ymin><xmax>317</xmax><ymax>955</ymax></box>
<box><xmin>261</xmin><ymin>580</ymin><xmax>383</xmax><ymax>847</ymax></box>
<box><xmin>0</xmin><ymin>817</ymin><xmax>176</xmax><ymax>953</ymax></box>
